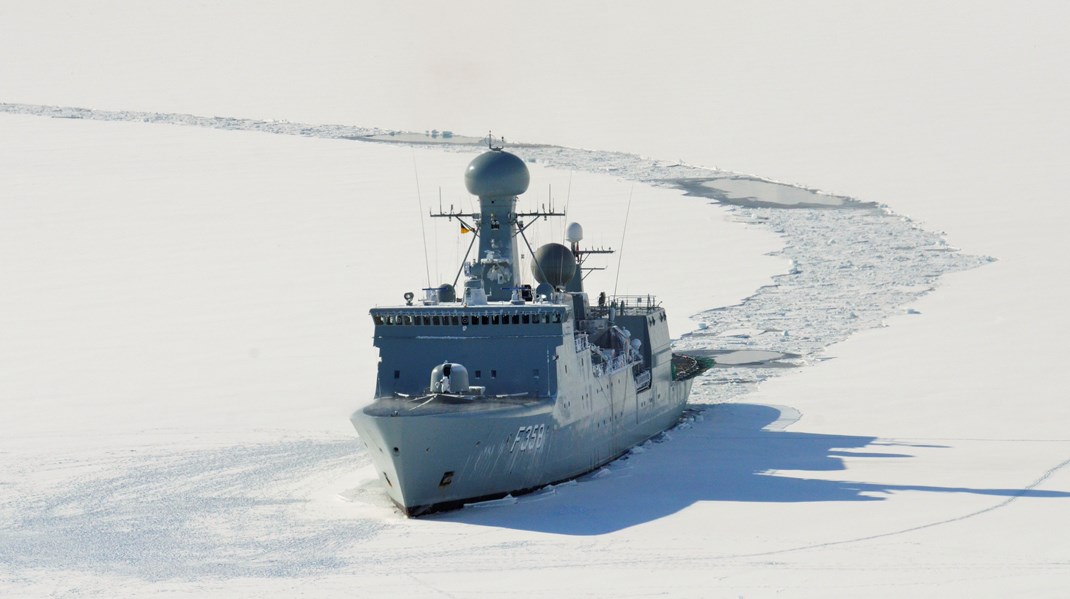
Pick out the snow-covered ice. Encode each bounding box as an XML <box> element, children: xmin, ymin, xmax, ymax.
<box><xmin>3</xmin><ymin>2</ymin><xmax>1070</xmax><ymax>597</ymax></box>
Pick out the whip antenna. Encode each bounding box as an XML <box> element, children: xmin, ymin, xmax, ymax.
<box><xmin>561</xmin><ymin>171</ymin><xmax>573</xmax><ymax>240</ymax></box>
<box><xmin>612</xmin><ymin>187</ymin><xmax>634</xmax><ymax>298</ymax></box>
<box><xmin>435</xmin><ymin>187</ymin><xmax>442</xmax><ymax>281</ymax></box>
<box><xmin>412</xmin><ymin>151</ymin><xmax>431</xmax><ymax>288</ymax></box>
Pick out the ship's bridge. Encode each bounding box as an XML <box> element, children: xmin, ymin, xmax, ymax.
<box><xmin>372</xmin><ymin>304</ymin><xmax>568</xmax><ymax>327</ymax></box>
<box><xmin>370</xmin><ymin>301</ymin><xmax>574</xmax><ymax>399</ymax></box>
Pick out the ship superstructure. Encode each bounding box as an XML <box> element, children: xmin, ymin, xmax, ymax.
<box><xmin>351</xmin><ymin>146</ymin><xmax>705</xmax><ymax>515</ymax></box>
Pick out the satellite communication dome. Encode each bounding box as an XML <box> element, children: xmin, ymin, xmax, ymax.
<box><xmin>464</xmin><ymin>150</ymin><xmax>530</xmax><ymax>197</ymax></box>
<box><xmin>565</xmin><ymin>222</ymin><xmax>584</xmax><ymax>243</ymax></box>
<box><xmin>531</xmin><ymin>243</ymin><xmax>577</xmax><ymax>289</ymax></box>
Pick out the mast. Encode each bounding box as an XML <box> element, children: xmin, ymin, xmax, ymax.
<box><xmin>432</xmin><ymin>141</ymin><xmax>564</xmax><ymax>302</ymax></box>
<box><xmin>563</xmin><ymin>222</ymin><xmax>613</xmax><ymax>293</ymax></box>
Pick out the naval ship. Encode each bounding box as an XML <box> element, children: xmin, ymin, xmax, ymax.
<box><xmin>351</xmin><ymin>144</ymin><xmax>707</xmax><ymax>516</ymax></box>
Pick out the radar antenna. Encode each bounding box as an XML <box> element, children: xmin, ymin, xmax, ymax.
<box><xmin>486</xmin><ymin>131</ymin><xmax>504</xmax><ymax>151</ymax></box>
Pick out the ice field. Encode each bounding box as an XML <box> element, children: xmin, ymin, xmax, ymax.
<box><xmin>2</xmin><ymin>2</ymin><xmax>1069</xmax><ymax>596</ymax></box>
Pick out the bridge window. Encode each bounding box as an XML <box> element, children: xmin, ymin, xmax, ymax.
<box><xmin>522</xmin><ymin>314</ymin><xmax>530</xmax><ymax>324</ymax></box>
<box><xmin>511</xmin><ymin>315</ymin><xmax>520</xmax><ymax>324</ymax></box>
<box><xmin>374</xmin><ymin>315</ymin><xmax>383</xmax><ymax>325</ymax></box>
<box><xmin>492</xmin><ymin>314</ymin><xmax>500</xmax><ymax>325</ymax></box>
<box><xmin>451</xmin><ymin>316</ymin><xmax>459</xmax><ymax>326</ymax></box>
<box><xmin>481</xmin><ymin>315</ymin><xmax>490</xmax><ymax>325</ymax></box>
<box><xmin>432</xmin><ymin>315</ymin><xmax>441</xmax><ymax>325</ymax></box>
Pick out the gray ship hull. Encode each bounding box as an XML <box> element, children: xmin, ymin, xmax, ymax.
<box><xmin>352</xmin><ymin>375</ymin><xmax>695</xmax><ymax>515</ymax></box>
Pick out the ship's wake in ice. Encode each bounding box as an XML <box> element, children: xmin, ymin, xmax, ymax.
<box><xmin>0</xmin><ymin>102</ymin><xmax>1019</xmax><ymax>584</ymax></box>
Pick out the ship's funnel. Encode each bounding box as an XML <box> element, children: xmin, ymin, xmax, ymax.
<box><xmin>531</xmin><ymin>243</ymin><xmax>577</xmax><ymax>289</ymax></box>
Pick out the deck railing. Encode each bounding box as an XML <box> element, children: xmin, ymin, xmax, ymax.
<box><xmin>587</xmin><ymin>294</ymin><xmax>661</xmax><ymax>317</ymax></box>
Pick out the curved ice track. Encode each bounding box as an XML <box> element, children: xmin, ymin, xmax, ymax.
<box><xmin>0</xmin><ymin>102</ymin><xmax>1004</xmax><ymax>580</ymax></box>
<box><xmin>0</xmin><ymin>102</ymin><xmax>993</xmax><ymax>391</ymax></box>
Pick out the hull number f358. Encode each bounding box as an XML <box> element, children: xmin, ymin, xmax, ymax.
<box><xmin>510</xmin><ymin>424</ymin><xmax>546</xmax><ymax>452</ymax></box>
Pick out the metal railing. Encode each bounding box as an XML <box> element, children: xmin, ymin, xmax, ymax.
<box><xmin>574</xmin><ymin>333</ymin><xmax>590</xmax><ymax>353</ymax></box>
<box><xmin>587</xmin><ymin>294</ymin><xmax>661</xmax><ymax>317</ymax></box>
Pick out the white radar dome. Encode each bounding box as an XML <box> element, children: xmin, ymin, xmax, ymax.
<box><xmin>565</xmin><ymin>222</ymin><xmax>584</xmax><ymax>243</ymax></box>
